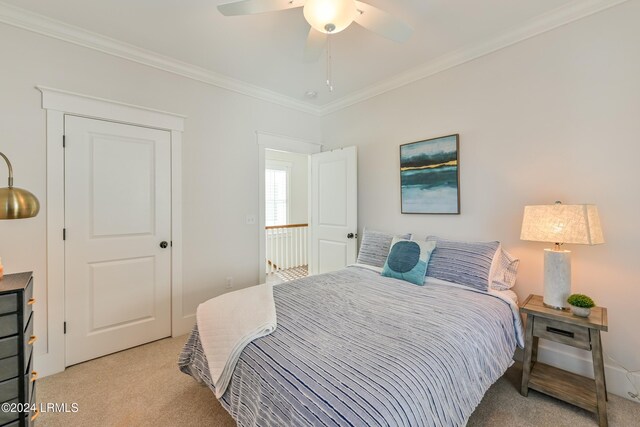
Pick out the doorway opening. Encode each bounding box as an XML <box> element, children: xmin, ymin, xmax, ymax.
<box><xmin>264</xmin><ymin>149</ymin><xmax>309</xmax><ymax>284</ymax></box>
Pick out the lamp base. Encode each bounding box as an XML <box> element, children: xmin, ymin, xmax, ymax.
<box><xmin>543</xmin><ymin>302</ymin><xmax>570</xmax><ymax>311</ymax></box>
<box><xmin>543</xmin><ymin>249</ymin><xmax>571</xmax><ymax>310</ymax></box>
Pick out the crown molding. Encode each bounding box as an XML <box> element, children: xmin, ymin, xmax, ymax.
<box><xmin>317</xmin><ymin>0</ymin><xmax>630</xmax><ymax>116</ymax></box>
<box><xmin>0</xmin><ymin>1</ymin><xmax>322</xmax><ymax>116</ymax></box>
<box><xmin>0</xmin><ymin>0</ymin><xmax>629</xmax><ymax>118</ymax></box>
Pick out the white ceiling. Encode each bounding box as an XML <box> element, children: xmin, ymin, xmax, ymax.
<box><xmin>0</xmin><ymin>0</ymin><xmax>622</xmax><ymax>110</ymax></box>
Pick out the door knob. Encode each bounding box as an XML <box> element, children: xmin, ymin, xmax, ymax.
<box><xmin>347</xmin><ymin>233</ymin><xmax>356</xmax><ymax>239</ymax></box>
<box><xmin>160</xmin><ymin>241</ymin><xmax>169</xmax><ymax>249</ymax></box>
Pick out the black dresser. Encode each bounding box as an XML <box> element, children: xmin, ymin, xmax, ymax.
<box><xmin>0</xmin><ymin>272</ymin><xmax>37</xmax><ymax>426</ymax></box>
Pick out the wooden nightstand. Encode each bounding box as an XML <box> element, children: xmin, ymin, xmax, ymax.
<box><xmin>520</xmin><ymin>294</ymin><xmax>608</xmax><ymax>427</ymax></box>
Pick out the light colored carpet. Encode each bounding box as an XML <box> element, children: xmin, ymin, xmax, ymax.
<box><xmin>38</xmin><ymin>335</ymin><xmax>640</xmax><ymax>427</ymax></box>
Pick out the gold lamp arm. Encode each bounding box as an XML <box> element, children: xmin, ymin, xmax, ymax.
<box><xmin>0</xmin><ymin>152</ymin><xmax>14</xmax><ymax>187</ymax></box>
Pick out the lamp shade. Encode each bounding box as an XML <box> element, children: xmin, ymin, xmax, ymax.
<box><xmin>303</xmin><ymin>0</ymin><xmax>357</xmax><ymax>34</ymax></box>
<box><xmin>0</xmin><ymin>152</ymin><xmax>40</xmax><ymax>220</ymax></box>
<box><xmin>520</xmin><ymin>202</ymin><xmax>604</xmax><ymax>245</ymax></box>
<box><xmin>0</xmin><ymin>187</ymin><xmax>40</xmax><ymax>219</ymax></box>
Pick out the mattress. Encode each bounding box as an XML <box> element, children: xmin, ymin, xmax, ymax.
<box><xmin>179</xmin><ymin>265</ymin><xmax>522</xmax><ymax>427</ymax></box>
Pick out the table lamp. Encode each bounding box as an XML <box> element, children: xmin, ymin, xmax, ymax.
<box><xmin>0</xmin><ymin>151</ymin><xmax>39</xmax><ymax>280</ymax></box>
<box><xmin>520</xmin><ymin>201</ymin><xmax>604</xmax><ymax>310</ymax></box>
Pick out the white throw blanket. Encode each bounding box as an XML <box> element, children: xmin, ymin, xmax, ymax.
<box><xmin>196</xmin><ymin>283</ymin><xmax>277</xmax><ymax>398</ymax></box>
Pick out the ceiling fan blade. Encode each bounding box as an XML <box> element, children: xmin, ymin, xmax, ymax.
<box><xmin>353</xmin><ymin>1</ymin><xmax>413</xmax><ymax>43</ymax></box>
<box><xmin>304</xmin><ymin>27</ymin><xmax>327</xmax><ymax>62</ymax></box>
<box><xmin>217</xmin><ymin>0</ymin><xmax>303</xmax><ymax>16</ymax></box>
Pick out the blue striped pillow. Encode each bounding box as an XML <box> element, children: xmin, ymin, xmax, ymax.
<box><xmin>357</xmin><ymin>228</ymin><xmax>412</xmax><ymax>268</ymax></box>
<box><xmin>425</xmin><ymin>236</ymin><xmax>500</xmax><ymax>291</ymax></box>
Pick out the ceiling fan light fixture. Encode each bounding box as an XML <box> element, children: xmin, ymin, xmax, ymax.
<box><xmin>303</xmin><ymin>0</ymin><xmax>357</xmax><ymax>34</ymax></box>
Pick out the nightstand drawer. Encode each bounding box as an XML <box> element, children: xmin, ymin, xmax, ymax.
<box><xmin>533</xmin><ymin>316</ymin><xmax>591</xmax><ymax>350</ymax></box>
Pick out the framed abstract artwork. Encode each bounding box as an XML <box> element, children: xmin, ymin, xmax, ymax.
<box><xmin>400</xmin><ymin>134</ymin><xmax>460</xmax><ymax>214</ymax></box>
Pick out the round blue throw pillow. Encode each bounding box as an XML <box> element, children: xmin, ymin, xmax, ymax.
<box><xmin>387</xmin><ymin>241</ymin><xmax>420</xmax><ymax>273</ymax></box>
<box><xmin>381</xmin><ymin>238</ymin><xmax>437</xmax><ymax>286</ymax></box>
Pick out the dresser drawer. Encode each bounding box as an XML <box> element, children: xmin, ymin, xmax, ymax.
<box><xmin>26</xmin><ymin>351</ymin><xmax>35</xmax><ymax>397</ymax></box>
<box><xmin>0</xmin><ymin>355</ymin><xmax>19</xmax><ymax>383</ymax></box>
<box><xmin>0</xmin><ymin>376</ymin><xmax>18</xmax><ymax>402</ymax></box>
<box><xmin>0</xmin><ymin>314</ymin><xmax>18</xmax><ymax>338</ymax></box>
<box><xmin>23</xmin><ymin>278</ymin><xmax>34</xmax><ymax>330</ymax></box>
<box><xmin>25</xmin><ymin>349</ymin><xmax>32</xmax><ymax>377</ymax></box>
<box><xmin>0</xmin><ymin>335</ymin><xmax>18</xmax><ymax>360</ymax></box>
<box><xmin>0</xmin><ymin>368</ymin><xmax>35</xmax><ymax>408</ymax></box>
<box><xmin>533</xmin><ymin>316</ymin><xmax>591</xmax><ymax>350</ymax></box>
<box><xmin>26</xmin><ymin>381</ymin><xmax>38</xmax><ymax>426</ymax></box>
<box><xmin>0</xmin><ymin>293</ymin><xmax>18</xmax><ymax>316</ymax></box>
<box><xmin>0</xmin><ymin>397</ymin><xmax>19</xmax><ymax>425</ymax></box>
<box><xmin>23</xmin><ymin>313</ymin><xmax>35</xmax><ymax>359</ymax></box>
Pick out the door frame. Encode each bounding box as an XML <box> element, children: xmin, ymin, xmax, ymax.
<box><xmin>37</xmin><ymin>86</ymin><xmax>187</xmax><ymax>377</ymax></box>
<box><xmin>257</xmin><ymin>132</ymin><xmax>322</xmax><ymax>280</ymax></box>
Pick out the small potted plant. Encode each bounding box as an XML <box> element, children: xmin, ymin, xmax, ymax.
<box><xmin>567</xmin><ymin>294</ymin><xmax>596</xmax><ymax>317</ymax></box>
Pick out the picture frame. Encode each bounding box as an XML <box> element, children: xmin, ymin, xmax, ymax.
<box><xmin>400</xmin><ymin>134</ymin><xmax>460</xmax><ymax>214</ymax></box>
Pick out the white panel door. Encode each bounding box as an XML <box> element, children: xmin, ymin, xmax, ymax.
<box><xmin>310</xmin><ymin>147</ymin><xmax>357</xmax><ymax>275</ymax></box>
<box><xmin>64</xmin><ymin>115</ymin><xmax>171</xmax><ymax>366</ymax></box>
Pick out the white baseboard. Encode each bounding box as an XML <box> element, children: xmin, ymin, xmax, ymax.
<box><xmin>172</xmin><ymin>313</ymin><xmax>196</xmax><ymax>337</ymax></box>
<box><xmin>34</xmin><ymin>352</ymin><xmax>65</xmax><ymax>378</ymax></box>
<box><xmin>36</xmin><ymin>313</ymin><xmax>197</xmax><ymax>379</ymax></box>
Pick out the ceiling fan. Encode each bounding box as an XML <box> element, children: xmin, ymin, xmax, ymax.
<box><xmin>217</xmin><ymin>0</ymin><xmax>413</xmax><ymax>61</ymax></box>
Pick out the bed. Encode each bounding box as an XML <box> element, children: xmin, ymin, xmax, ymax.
<box><xmin>179</xmin><ymin>264</ymin><xmax>523</xmax><ymax>427</ymax></box>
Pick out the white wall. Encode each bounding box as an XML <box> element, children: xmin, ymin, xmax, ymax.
<box><xmin>322</xmin><ymin>2</ymin><xmax>640</xmax><ymax>400</ymax></box>
<box><xmin>0</xmin><ymin>23</ymin><xmax>321</xmax><ymax>363</ymax></box>
<box><xmin>265</xmin><ymin>149</ymin><xmax>308</xmax><ymax>224</ymax></box>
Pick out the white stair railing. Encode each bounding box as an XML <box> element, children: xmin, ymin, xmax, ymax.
<box><xmin>266</xmin><ymin>224</ymin><xmax>308</xmax><ymax>273</ymax></box>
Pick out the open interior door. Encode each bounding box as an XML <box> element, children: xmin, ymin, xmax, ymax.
<box><xmin>309</xmin><ymin>147</ymin><xmax>357</xmax><ymax>275</ymax></box>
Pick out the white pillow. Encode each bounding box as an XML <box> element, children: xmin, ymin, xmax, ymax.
<box><xmin>490</xmin><ymin>247</ymin><xmax>520</xmax><ymax>290</ymax></box>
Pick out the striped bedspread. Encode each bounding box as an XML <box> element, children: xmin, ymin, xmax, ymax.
<box><xmin>179</xmin><ymin>266</ymin><xmax>523</xmax><ymax>427</ymax></box>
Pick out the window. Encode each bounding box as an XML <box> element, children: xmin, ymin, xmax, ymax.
<box><xmin>265</xmin><ymin>163</ymin><xmax>290</xmax><ymax>226</ymax></box>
